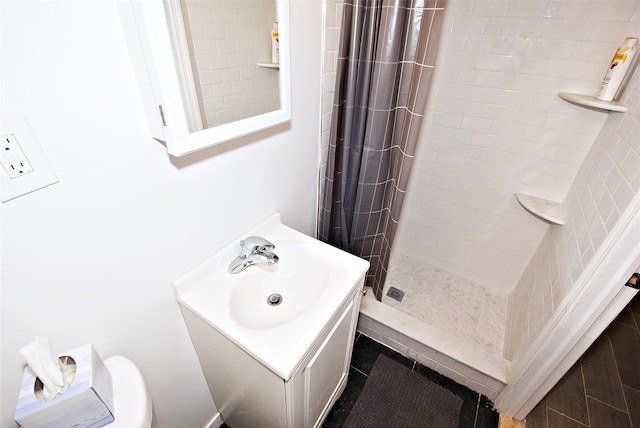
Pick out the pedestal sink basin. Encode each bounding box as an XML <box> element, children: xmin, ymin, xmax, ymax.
<box><xmin>172</xmin><ymin>213</ymin><xmax>369</xmax><ymax>380</ymax></box>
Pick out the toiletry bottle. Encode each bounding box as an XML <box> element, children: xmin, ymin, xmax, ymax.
<box><xmin>614</xmin><ymin>39</ymin><xmax>640</xmax><ymax>101</ymax></box>
<box><xmin>271</xmin><ymin>22</ymin><xmax>279</xmax><ymax>64</ymax></box>
<box><xmin>596</xmin><ymin>36</ymin><xmax>638</xmax><ymax>101</ymax></box>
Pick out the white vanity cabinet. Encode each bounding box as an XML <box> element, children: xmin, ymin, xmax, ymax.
<box><xmin>173</xmin><ymin>213</ymin><xmax>369</xmax><ymax>427</ymax></box>
<box><xmin>179</xmin><ymin>282</ymin><xmax>363</xmax><ymax>428</ymax></box>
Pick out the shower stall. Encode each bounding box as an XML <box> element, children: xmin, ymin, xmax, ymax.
<box><xmin>320</xmin><ymin>0</ymin><xmax>640</xmax><ymax>417</ymax></box>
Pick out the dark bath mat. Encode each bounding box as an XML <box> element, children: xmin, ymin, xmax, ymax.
<box><xmin>344</xmin><ymin>354</ymin><xmax>463</xmax><ymax>428</ymax></box>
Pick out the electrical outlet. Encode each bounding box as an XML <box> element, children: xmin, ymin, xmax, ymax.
<box><xmin>1</xmin><ymin>134</ymin><xmax>34</xmax><ymax>178</ymax></box>
<box><xmin>0</xmin><ymin>111</ymin><xmax>58</xmax><ymax>202</ymax></box>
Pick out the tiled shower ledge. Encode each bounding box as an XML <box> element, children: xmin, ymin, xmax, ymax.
<box><xmin>358</xmin><ymin>295</ymin><xmax>510</xmax><ymax>399</ymax></box>
<box><xmin>515</xmin><ymin>193</ymin><xmax>565</xmax><ymax>225</ymax></box>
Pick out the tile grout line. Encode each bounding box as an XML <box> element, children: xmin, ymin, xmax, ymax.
<box><xmin>351</xmin><ymin>365</ymin><xmax>368</xmax><ymax>379</ymax></box>
<box><xmin>472</xmin><ymin>393</ymin><xmax>481</xmax><ymax>428</ymax></box>
<box><xmin>585</xmin><ymin>393</ymin><xmax>633</xmax><ymax>415</ymax></box>
<box><xmin>579</xmin><ymin>358</ymin><xmax>591</xmax><ymax>428</ymax></box>
<box><xmin>544</xmin><ymin>401</ymin><xmax>549</xmax><ymax>428</ymax></box>
<box><xmin>547</xmin><ymin>408</ymin><xmax>590</xmax><ymax>427</ymax></box>
<box><xmin>617</xmin><ymin>303</ymin><xmax>639</xmax><ymax>427</ymax></box>
<box><xmin>602</xmin><ymin>333</ymin><xmax>634</xmax><ymax>424</ymax></box>
<box><xmin>623</xmin><ymin>383</ymin><xmax>640</xmax><ymax>394</ymax></box>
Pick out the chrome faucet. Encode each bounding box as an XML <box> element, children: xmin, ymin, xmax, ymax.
<box><xmin>228</xmin><ymin>236</ymin><xmax>279</xmax><ymax>274</ymax></box>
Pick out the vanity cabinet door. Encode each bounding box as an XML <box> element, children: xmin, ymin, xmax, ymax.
<box><xmin>303</xmin><ymin>299</ymin><xmax>356</xmax><ymax>427</ymax></box>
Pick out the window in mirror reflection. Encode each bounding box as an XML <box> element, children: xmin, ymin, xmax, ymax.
<box><xmin>180</xmin><ymin>0</ymin><xmax>281</xmax><ymax>129</ymax></box>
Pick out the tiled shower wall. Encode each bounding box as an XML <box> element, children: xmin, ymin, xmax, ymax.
<box><xmin>504</xmin><ymin>65</ymin><xmax>640</xmax><ymax>367</ymax></box>
<box><xmin>320</xmin><ymin>0</ymin><xmax>344</xmax><ymax>180</ymax></box>
<box><xmin>392</xmin><ymin>1</ymin><xmax>640</xmax><ymax>294</ymax></box>
<box><xmin>181</xmin><ymin>0</ymin><xmax>280</xmax><ymax>127</ymax></box>
<box><xmin>320</xmin><ymin>0</ymin><xmax>640</xmax><ymax>365</ymax></box>
<box><xmin>321</xmin><ymin>1</ymin><xmax>639</xmax><ymax>295</ymax></box>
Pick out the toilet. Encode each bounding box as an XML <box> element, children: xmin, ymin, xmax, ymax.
<box><xmin>103</xmin><ymin>356</ymin><xmax>153</xmax><ymax>428</ymax></box>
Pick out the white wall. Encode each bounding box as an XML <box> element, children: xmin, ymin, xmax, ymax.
<box><xmin>392</xmin><ymin>0</ymin><xmax>640</xmax><ymax>293</ymax></box>
<box><xmin>0</xmin><ymin>1</ymin><xmax>322</xmax><ymax>427</ymax></box>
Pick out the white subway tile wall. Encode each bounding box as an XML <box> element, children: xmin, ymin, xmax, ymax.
<box><xmin>319</xmin><ymin>0</ymin><xmax>344</xmax><ymax>185</ymax></box>
<box><xmin>393</xmin><ymin>1</ymin><xmax>640</xmax><ymax>294</ymax></box>
<box><xmin>181</xmin><ymin>0</ymin><xmax>280</xmax><ymax>128</ymax></box>
<box><xmin>504</xmin><ymin>61</ymin><xmax>640</xmax><ymax>367</ymax></box>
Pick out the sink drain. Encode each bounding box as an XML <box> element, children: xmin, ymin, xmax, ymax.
<box><xmin>267</xmin><ymin>293</ymin><xmax>283</xmax><ymax>306</ymax></box>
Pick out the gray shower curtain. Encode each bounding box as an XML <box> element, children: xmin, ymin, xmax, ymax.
<box><xmin>319</xmin><ymin>0</ymin><xmax>444</xmax><ymax>300</ymax></box>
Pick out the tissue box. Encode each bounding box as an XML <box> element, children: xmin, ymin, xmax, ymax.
<box><xmin>14</xmin><ymin>343</ymin><xmax>115</xmax><ymax>428</ymax></box>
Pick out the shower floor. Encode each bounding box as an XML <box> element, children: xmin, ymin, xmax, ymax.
<box><xmin>382</xmin><ymin>255</ymin><xmax>509</xmax><ymax>356</ymax></box>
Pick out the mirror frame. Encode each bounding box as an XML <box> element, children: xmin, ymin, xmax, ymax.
<box><xmin>123</xmin><ymin>0</ymin><xmax>291</xmax><ymax>157</ymax></box>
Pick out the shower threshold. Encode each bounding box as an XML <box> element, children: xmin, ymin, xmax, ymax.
<box><xmin>358</xmin><ymin>295</ymin><xmax>510</xmax><ymax>400</ymax></box>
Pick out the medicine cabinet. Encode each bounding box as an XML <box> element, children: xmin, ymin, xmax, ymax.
<box><xmin>119</xmin><ymin>0</ymin><xmax>292</xmax><ymax>156</ymax></box>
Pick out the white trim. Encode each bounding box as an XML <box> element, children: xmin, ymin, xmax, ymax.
<box><xmin>495</xmin><ymin>191</ymin><xmax>640</xmax><ymax>419</ymax></box>
<box><xmin>163</xmin><ymin>0</ymin><xmax>203</xmax><ymax>132</ymax></box>
<box><xmin>117</xmin><ymin>1</ymin><xmax>167</xmax><ymax>140</ymax></box>
<box><xmin>204</xmin><ymin>412</ymin><xmax>224</xmax><ymax>428</ymax></box>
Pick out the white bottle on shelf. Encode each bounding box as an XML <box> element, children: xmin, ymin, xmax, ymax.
<box><xmin>596</xmin><ymin>36</ymin><xmax>638</xmax><ymax>101</ymax></box>
<box><xmin>271</xmin><ymin>22</ymin><xmax>279</xmax><ymax>64</ymax></box>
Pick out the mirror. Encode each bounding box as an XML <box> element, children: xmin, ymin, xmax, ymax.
<box><xmin>177</xmin><ymin>0</ymin><xmax>282</xmax><ymax>131</ymax></box>
<box><xmin>120</xmin><ymin>0</ymin><xmax>291</xmax><ymax>156</ymax></box>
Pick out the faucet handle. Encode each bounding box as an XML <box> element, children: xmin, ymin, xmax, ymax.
<box><xmin>240</xmin><ymin>236</ymin><xmax>275</xmax><ymax>252</ymax></box>
<box><xmin>229</xmin><ymin>237</ymin><xmax>279</xmax><ymax>274</ymax></box>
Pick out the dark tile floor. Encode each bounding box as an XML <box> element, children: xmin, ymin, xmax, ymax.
<box><xmin>526</xmin><ymin>292</ymin><xmax>640</xmax><ymax>428</ymax></box>
<box><xmin>323</xmin><ymin>333</ymin><xmax>500</xmax><ymax>427</ymax></box>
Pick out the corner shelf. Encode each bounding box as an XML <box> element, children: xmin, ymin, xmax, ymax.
<box><xmin>257</xmin><ymin>62</ymin><xmax>280</xmax><ymax>70</ymax></box>
<box><xmin>558</xmin><ymin>92</ymin><xmax>628</xmax><ymax>112</ymax></box>
<box><xmin>516</xmin><ymin>193</ymin><xmax>565</xmax><ymax>226</ymax></box>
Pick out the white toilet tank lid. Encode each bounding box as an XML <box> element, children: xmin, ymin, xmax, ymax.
<box><xmin>103</xmin><ymin>356</ymin><xmax>153</xmax><ymax>428</ymax></box>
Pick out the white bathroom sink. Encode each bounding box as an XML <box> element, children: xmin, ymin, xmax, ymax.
<box><xmin>231</xmin><ymin>243</ymin><xmax>330</xmax><ymax>330</ymax></box>
<box><xmin>172</xmin><ymin>213</ymin><xmax>369</xmax><ymax>379</ymax></box>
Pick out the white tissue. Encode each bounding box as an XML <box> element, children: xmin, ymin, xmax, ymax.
<box><xmin>19</xmin><ymin>337</ymin><xmax>65</xmax><ymax>399</ymax></box>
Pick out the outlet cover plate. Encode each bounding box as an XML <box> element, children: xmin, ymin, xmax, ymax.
<box><xmin>1</xmin><ymin>111</ymin><xmax>58</xmax><ymax>202</ymax></box>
